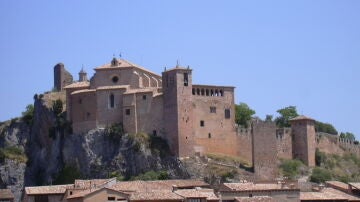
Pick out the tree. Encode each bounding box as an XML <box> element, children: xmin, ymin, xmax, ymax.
<box><xmin>315</xmin><ymin>121</ymin><xmax>338</xmax><ymax>135</ymax></box>
<box><xmin>340</xmin><ymin>132</ymin><xmax>356</xmax><ymax>141</ymax></box>
<box><xmin>22</xmin><ymin>104</ymin><xmax>34</xmax><ymax>126</ymax></box>
<box><xmin>275</xmin><ymin>106</ymin><xmax>299</xmax><ymax>127</ymax></box>
<box><xmin>265</xmin><ymin>115</ymin><xmax>273</xmax><ymax>122</ymax></box>
<box><xmin>310</xmin><ymin>167</ymin><xmax>332</xmax><ymax>183</ymax></box>
<box><xmin>52</xmin><ymin>99</ymin><xmax>63</xmax><ymax>116</ymax></box>
<box><xmin>235</xmin><ymin>103</ymin><xmax>255</xmax><ymax>128</ymax></box>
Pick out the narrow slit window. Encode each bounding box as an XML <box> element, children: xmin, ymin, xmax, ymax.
<box><xmin>200</xmin><ymin>120</ymin><xmax>205</xmax><ymax>127</ymax></box>
<box><xmin>109</xmin><ymin>94</ymin><xmax>115</xmax><ymax>108</ymax></box>
<box><xmin>184</xmin><ymin>73</ymin><xmax>189</xmax><ymax>86</ymax></box>
<box><xmin>225</xmin><ymin>109</ymin><xmax>231</xmax><ymax>119</ymax></box>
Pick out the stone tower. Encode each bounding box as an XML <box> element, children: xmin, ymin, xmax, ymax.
<box><xmin>162</xmin><ymin>66</ymin><xmax>195</xmax><ymax>157</ymax></box>
<box><xmin>78</xmin><ymin>68</ymin><xmax>88</xmax><ymax>82</ymax></box>
<box><xmin>252</xmin><ymin>120</ymin><xmax>278</xmax><ymax>181</ymax></box>
<box><xmin>290</xmin><ymin>115</ymin><xmax>316</xmax><ymax>167</ymax></box>
<box><xmin>54</xmin><ymin>63</ymin><xmax>73</xmax><ymax>91</ymax></box>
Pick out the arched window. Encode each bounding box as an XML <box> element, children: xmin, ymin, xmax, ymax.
<box><xmin>109</xmin><ymin>94</ymin><xmax>115</xmax><ymax>108</ymax></box>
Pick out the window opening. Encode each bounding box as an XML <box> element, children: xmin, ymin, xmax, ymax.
<box><xmin>184</xmin><ymin>73</ymin><xmax>189</xmax><ymax>86</ymax></box>
<box><xmin>225</xmin><ymin>109</ymin><xmax>231</xmax><ymax>119</ymax></box>
<box><xmin>210</xmin><ymin>107</ymin><xmax>216</xmax><ymax>113</ymax></box>
<box><xmin>143</xmin><ymin>95</ymin><xmax>147</xmax><ymax>100</ymax></box>
<box><xmin>112</xmin><ymin>76</ymin><xmax>119</xmax><ymax>83</ymax></box>
<box><xmin>200</xmin><ymin>120</ymin><xmax>205</xmax><ymax>127</ymax></box>
<box><xmin>125</xmin><ymin>109</ymin><xmax>130</xmax><ymax>115</ymax></box>
<box><xmin>110</xmin><ymin>94</ymin><xmax>115</xmax><ymax>108</ymax></box>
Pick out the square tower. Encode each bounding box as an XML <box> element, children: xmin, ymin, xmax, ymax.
<box><xmin>290</xmin><ymin>115</ymin><xmax>316</xmax><ymax>167</ymax></box>
<box><xmin>162</xmin><ymin>66</ymin><xmax>195</xmax><ymax>157</ymax></box>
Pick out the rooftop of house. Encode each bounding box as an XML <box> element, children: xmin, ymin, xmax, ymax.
<box><xmin>111</xmin><ymin>179</ymin><xmax>209</xmax><ymax>193</ymax></box>
<box><xmin>349</xmin><ymin>183</ymin><xmax>360</xmax><ymax>190</ymax></box>
<box><xmin>74</xmin><ymin>178</ymin><xmax>116</xmax><ymax>189</ymax></box>
<box><xmin>25</xmin><ymin>184</ymin><xmax>73</xmax><ymax>195</ymax></box>
<box><xmin>220</xmin><ymin>182</ymin><xmax>298</xmax><ymax>192</ymax></box>
<box><xmin>174</xmin><ymin>188</ymin><xmax>219</xmax><ymax>200</ymax></box>
<box><xmin>0</xmin><ymin>189</ymin><xmax>14</xmax><ymax>199</ymax></box>
<box><xmin>300</xmin><ymin>187</ymin><xmax>360</xmax><ymax>201</ymax></box>
<box><xmin>129</xmin><ymin>191</ymin><xmax>184</xmax><ymax>201</ymax></box>
<box><xmin>326</xmin><ymin>181</ymin><xmax>350</xmax><ymax>191</ymax></box>
<box><xmin>235</xmin><ymin>196</ymin><xmax>276</xmax><ymax>202</ymax></box>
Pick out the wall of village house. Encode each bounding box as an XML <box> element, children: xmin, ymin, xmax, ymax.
<box><xmin>82</xmin><ymin>189</ymin><xmax>127</xmax><ymax>202</ymax></box>
<box><xmin>71</xmin><ymin>91</ymin><xmax>97</xmax><ymax>134</ymax></box>
<box><xmin>96</xmin><ymin>88</ymin><xmax>127</xmax><ymax>128</ymax></box>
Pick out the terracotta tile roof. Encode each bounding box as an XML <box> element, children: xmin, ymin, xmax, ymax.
<box><xmin>129</xmin><ymin>191</ymin><xmax>183</xmax><ymax>201</ymax></box>
<box><xmin>326</xmin><ymin>181</ymin><xmax>349</xmax><ymax>191</ymax></box>
<box><xmin>66</xmin><ymin>188</ymin><xmax>100</xmax><ymax>199</ymax></box>
<box><xmin>175</xmin><ymin>189</ymin><xmax>219</xmax><ymax>200</ymax></box>
<box><xmin>0</xmin><ymin>189</ymin><xmax>14</xmax><ymax>199</ymax></box>
<box><xmin>96</xmin><ymin>85</ymin><xmax>129</xmax><ymax>91</ymax></box>
<box><xmin>64</xmin><ymin>81</ymin><xmax>90</xmax><ymax>89</ymax></box>
<box><xmin>94</xmin><ymin>58</ymin><xmax>161</xmax><ymax>78</ymax></box>
<box><xmin>123</xmin><ymin>88</ymin><xmax>156</xmax><ymax>95</ymax></box>
<box><xmin>349</xmin><ymin>183</ymin><xmax>360</xmax><ymax>190</ymax></box>
<box><xmin>235</xmin><ymin>196</ymin><xmax>276</xmax><ymax>202</ymax></box>
<box><xmin>25</xmin><ymin>184</ymin><xmax>73</xmax><ymax>195</ymax></box>
<box><xmin>112</xmin><ymin>180</ymin><xmax>209</xmax><ymax>192</ymax></box>
<box><xmin>71</xmin><ymin>89</ymin><xmax>96</xmax><ymax>95</ymax></box>
<box><xmin>289</xmin><ymin>115</ymin><xmax>315</xmax><ymax>121</ymax></box>
<box><xmin>300</xmin><ymin>188</ymin><xmax>360</xmax><ymax>201</ymax></box>
<box><xmin>221</xmin><ymin>182</ymin><xmax>296</xmax><ymax>192</ymax></box>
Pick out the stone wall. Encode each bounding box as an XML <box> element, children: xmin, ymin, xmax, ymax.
<box><xmin>53</xmin><ymin>63</ymin><xmax>73</xmax><ymax>91</ymax></box>
<box><xmin>276</xmin><ymin>128</ymin><xmax>293</xmax><ymax>160</ymax></box>
<box><xmin>252</xmin><ymin>121</ymin><xmax>278</xmax><ymax>181</ymax></box>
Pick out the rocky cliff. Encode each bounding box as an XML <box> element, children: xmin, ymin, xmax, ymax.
<box><xmin>0</xmin><ymin>92</ymin><xmax>188</xmax><ymax>202</ymax></box>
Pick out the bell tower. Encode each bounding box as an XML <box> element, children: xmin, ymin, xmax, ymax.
<box><xmin>162</xmin><ymin>65</ymin><xmax>195</xmax><ymax>157</ymax></box>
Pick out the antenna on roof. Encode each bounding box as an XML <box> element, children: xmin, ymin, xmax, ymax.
<box><xmin>119</xmin><ymin>52</ymin><xmax>122</xmax><ymax>58</ymax></box>
<box><xmin>176</xmin><ymin>60</ymin><xmax>179</xmax><ymax>68</ymax></box>
<box><xmin>113</xmin><ymin>53</ymin><xmax>115</xmax><ymax>58</ymax></box>
<box><xmin>164</xmin><ymin>66</ymin><xmax>167</xmax><ymax>71</ymax></box>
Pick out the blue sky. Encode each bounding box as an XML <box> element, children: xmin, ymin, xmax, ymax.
<box><xmin>0</xmin><ymin>1</ymin><xmax>359</xmax><ymax>138</ymax></box>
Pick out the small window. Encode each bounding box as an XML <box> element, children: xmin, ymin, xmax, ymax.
<box><xmin>192</xmin><ymin>88</ymin><xmax>195</xmax><ymax>95</ymax></box>
<box><xmin>208</xmin><ymin>133</ymin><xmax>211</xmax><ymax>138</ymax></box>
<box><xmin>249</xmin><ymin>194</ymin><xmax>253</xmax><ymax>197</ymax></box>
<box><xmin>143</xmin><ymin>95</ymin><xmax>147</xmax><ymax>100</ymax></box>
<box><xmin>112</xmin><ymin>76</ymin><xmax>119</xmax><ymax>83</ymax></box>
<box><xmin>109</xmin><ymin>94</ymin><xmax>115</xmax><ymax>108</ymax></box>
<box><xmin>153</xmin><ymin>130</ymin><xmax>157</xmax><ymax>136</ymax></box>
<box><xmin>78</xmin><ymin>98</ymin><xmax>82</xmax><ymax>104</ymax></box>
<box><xmin>225</xmin><ymin>109</ymin><xmax>231</xmax><ymax>119</ymax></box>
<box><xmin>108</xmin><ymin>196</ymin><xmax>115</xmax><ymax>201</ymax></box>
<box><xmin>125</xmin><ymin>109</ymin><xmax>130</xmax><ymax>115</ymax></box>
<box><xmin>210</xmin><ymin>107</ymin><xmax>216</xmax><ymax>113</ymax></box>
<box><xmin>200</xmin><ymin>120</ymin><xmax>205</xmax><ymax>127</ymax></box>
<box><xmin>184</xmin><ymin>73</ymin><xmax>189</xmax><ymax>86</ymax></box>
<box><xmin>70</xmin><ymin>191</ymin><xmax>73</xmax><ymax>195</ymax></box>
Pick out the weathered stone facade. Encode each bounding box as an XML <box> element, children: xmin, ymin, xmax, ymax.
<box><xmin>54</xmin><ymin>63</ymin><xmax>73</xmax><ymax>91</ymax></box>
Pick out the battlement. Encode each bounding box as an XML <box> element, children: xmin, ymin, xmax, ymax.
<box><xmin>192</xmin><ymin>84</ymin><xmax>234</xmax><ymax>97</ymax></box>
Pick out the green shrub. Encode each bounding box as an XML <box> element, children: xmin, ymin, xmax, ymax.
<box><xmin>131</xmin><ymin>170</ymin><xmax>169</xmax><ymax>181</ymax></box>
<box><xmin>105</xmin><ymin>123</ymin><xmax>124</xmax><ymax>141</ymax></box>
<box><xmin>280</xmin><ymin>159</ymin><xmax>303</xmax><ymax>179</ymax></box>
<box><xmin>150</xmin><ymin>136</ymin><xmax>170</xmax><ymax>157</ymax></box>
<box><xmin>22</xmin><ymin>104</ymin><xmax>34</xmax><ymax>126</ymax></box>
<box><xmin>310</xmin><ymin>167</ymin><xmax>332</xmax><ymax>183</ymax></box>
<box><xmin>0</xmin><ymin>146</ymin><xmax>27</xmax><ymax>163</ymax></box>
<box><xmin>54</xmin><ymin>165</ymin><xmax>82</xmax><ymax>185</ymax></box>
<box><xmin>109</xmin><ymin>171</ymin><xmax>124</xmax><ymax>181</ymax></box>
<box><xmin>52</xmin><ymin>99</ymin><xmax>63</xmax><ymax>116</ymax></box>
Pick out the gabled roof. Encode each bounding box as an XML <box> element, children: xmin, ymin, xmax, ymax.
<box><xmin>25</xmin><ymin>184</ymin><xmax>73</xmax><ymax>195</ymax></box>
<box><xmin>349</xmin><ymin>183</ymin><xmax>360</xmax><ymax>190</ymax></box>
<box><xmin>221</xmin><ymin>182</ymin><xmax>298</xmax><ymax>192</ymax></box>
<box><xmin>326</xmin><ymin>181</ymin><xmax>349</xmax><ymax>191</ymax></box>
<box><xmin>66</xmin><ymin>187</ymin><xmax>128</xmax><ymax>200</ymax></box>
<box><xmin>64</xmin><ymin>81</ymin><xmax>90</xmax><ymax>89</ymax></box>
<box><xmin>74</xmin><ymin>178</ymin><xmax>116</xmax><ymax>189</ymax></box>
<box><xmin>300</xmin><ymin>187</ymin><xmax>360</xmax><ymax>201</ymax></box>
<box><xmin>289</xmin><ymin>115</ymin><xmax>315</xmax><ymax>122</ymax></box>
<box><xmin>0</xmin><ymin>189</ymin><xmax>14</xmax><ymax>199</ymax></box>
<box><xmin>235</xmin><ymin>196</ymin><xmax>276</xmax><ymax>202</ymax></box>
<box><xmin>129</xmin><ymin>191</ymin><xmax>183</xmax><ymax>201</ymax></box>
<box><xmin>175</xmin><ymin>189</ymin><xmax>219</xmax><ymax>200</ymax></box>
<box><xmin>94</xmin><ymin>58</ymin><xmax>161</xmax><ymax>78</ymax></box>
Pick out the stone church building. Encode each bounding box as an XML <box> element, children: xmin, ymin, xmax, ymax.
<box><xmin>57</xmin><ymin>57</ymin><xmax>236</xmax><ymax>157</ymax></box>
